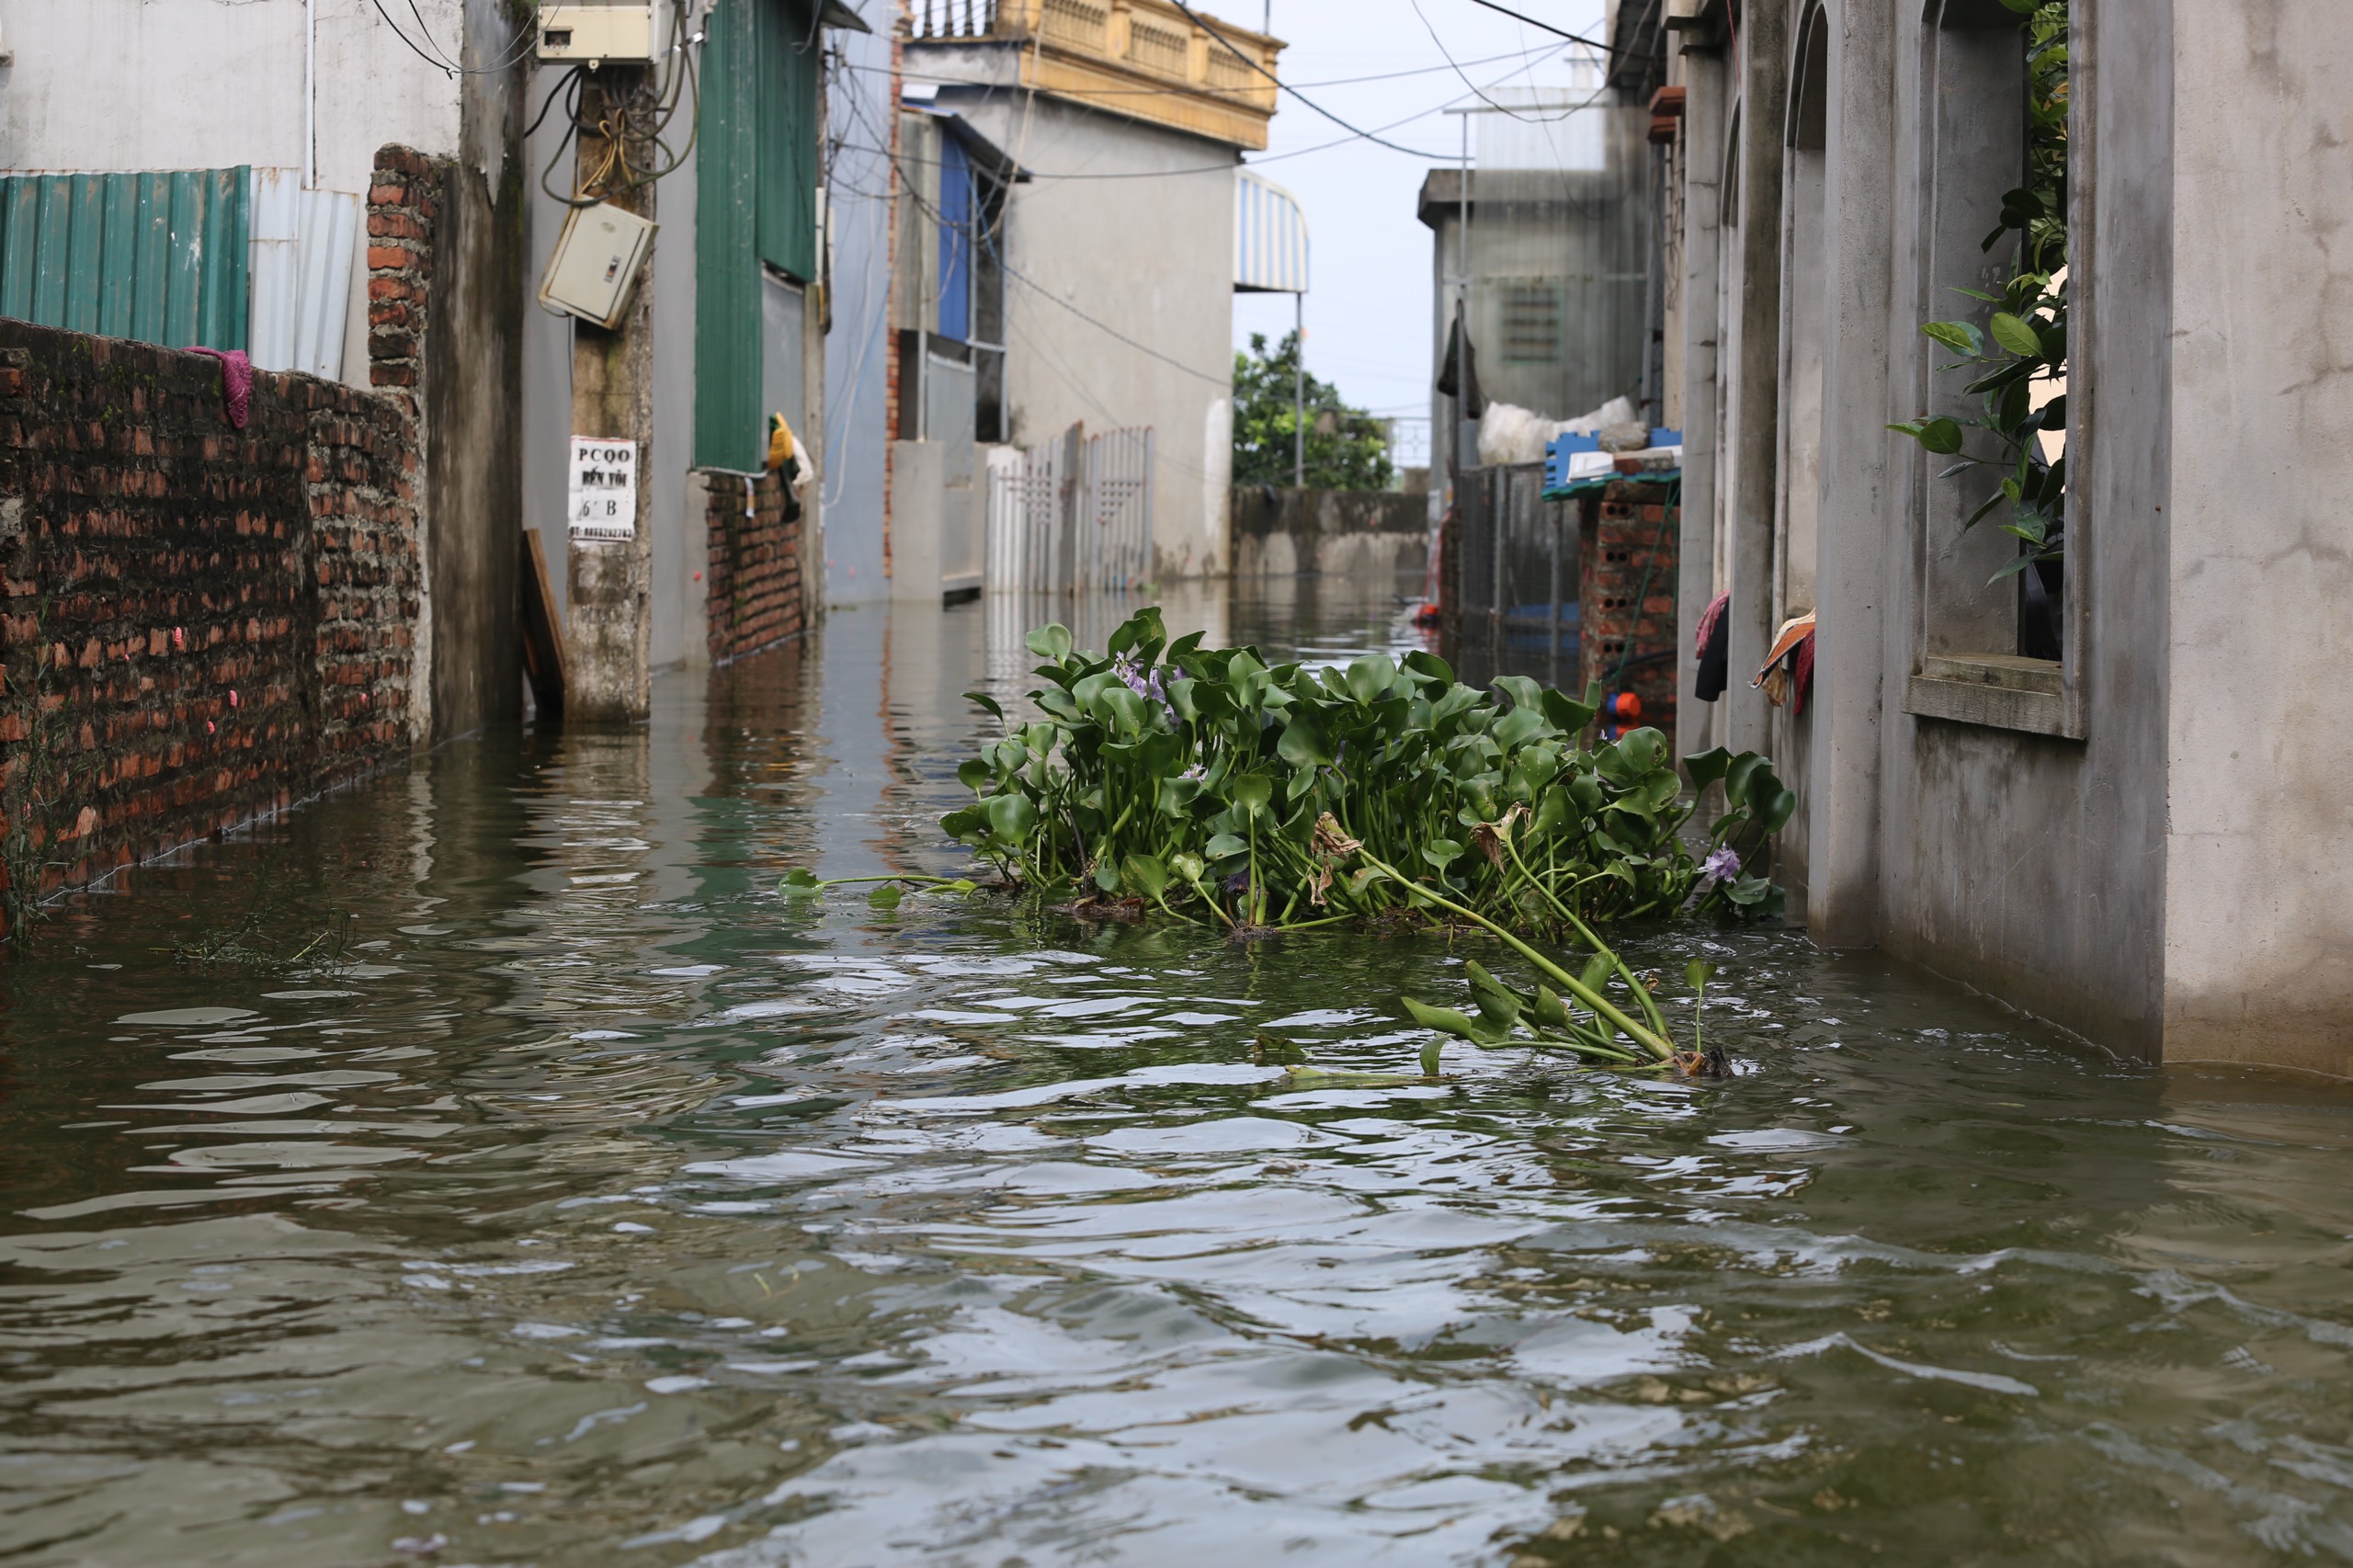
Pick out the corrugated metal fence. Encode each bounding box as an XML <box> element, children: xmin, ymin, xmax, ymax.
<box><xmin>0</xmin><ymin>166</ymin><xmax>360</xmax><ymax>378</ymax></box>
<box><xmin>984</xmin><ymin>423</ymin><xmax>1155</xmax><ymax>595</ymax></box>
<box><xmin>248</xmin><ymin>170</ymin><xmax>362</xmax><ymax>381</ymax></box>
<box><xmin>0</xmin><ymin>168</ymin><xmax>250</xmax><ymax>351</ymax></box>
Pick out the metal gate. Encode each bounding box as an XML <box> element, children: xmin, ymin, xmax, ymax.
<box><xmin>985</xmin><ymin>422</ymin><xmax>1154</xmax><ymax>596</ymax></box>
<box><xmin>1454</xmin><ymin>461</ymin><xmax>1581</xmax><ymax>682</ymax></box>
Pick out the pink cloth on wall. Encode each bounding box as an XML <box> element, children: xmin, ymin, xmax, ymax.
<box><xmin>190</xmin><ymin>347</ymin><xmax>253</xmax><ymax>430</ymax></box>
<box><xmin>1693</xmin><ymin>590</ymin><xmax>1730</xmax><ymax>657</ymax></box>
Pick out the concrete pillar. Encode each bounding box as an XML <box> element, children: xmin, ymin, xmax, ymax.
<box><xmin>564</xmin><ymin>72</ymin><xmax>655</xmax><ymax>722</ymax></box>
<box><xmin>1724</xmin><ymin>0</ymin><xmax>1790</xmax><ymax>760</ymax></box>
<box><xmin>1673</xmin><ymin>44</ymin><xmax>1728</xmax><ymax>767</ymax></box>
<box><xmin>1805</xmin><ymin>0</ymin><xmax>1899</xmax><ymax>948</ymax></box>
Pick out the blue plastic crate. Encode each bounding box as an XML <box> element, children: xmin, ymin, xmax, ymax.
<box><xmin>1543</xmin><ymin>431</ymin><xmax>1600</xmax><ymax>490</ymax></box>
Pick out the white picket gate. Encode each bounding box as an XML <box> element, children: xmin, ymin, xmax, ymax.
<box><xmin>983</xmin><ymin>423</ymin><xmax>1154</xmax><ymax>596</ymax></box>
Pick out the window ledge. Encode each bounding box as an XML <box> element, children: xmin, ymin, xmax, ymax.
<box><xmin>1905</xmin><ymin>654</ymin><xmax>2080</xmax><ymax>738</ymax></box>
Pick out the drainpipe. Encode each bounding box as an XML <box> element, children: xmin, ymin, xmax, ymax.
<box><xmin>1292</xmin><ymin>292</ymin><xmax>1303</xmax><ymax>489</ymax></box>
<box><xmin>304</xmin><ymin>0</ymin><xmax>316</xmax><ymax>187</ymax></box>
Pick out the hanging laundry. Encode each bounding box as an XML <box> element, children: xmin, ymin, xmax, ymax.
<box><xmin>767</xmin><ymin>413</ymin><xmax>804</xmax><ymax>524</ymax></box>
<box><xmin>189</xmin><ymin>347</ymin><xmax>253</xmax><ymax>430</ymax></box>
<box><xmin>1434</xmin><ymin>301</ymin><xmax>1485</xmax><ymax>420</ymax></box>
<box><xmin>1753</xmin><ymin>612</ymin><xmax>1817</xmax><ymax>716</ymax></box>
<box><xmin>1694</xmin><ymin>590</ymin><xmax>1730</xmax><ymax>701</ymax></box>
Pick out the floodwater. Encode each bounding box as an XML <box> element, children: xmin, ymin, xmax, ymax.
<box><xmin>6</xmin><ymin>577</ymin><xmax>2353</xmax><ymax>1567</ymax></box>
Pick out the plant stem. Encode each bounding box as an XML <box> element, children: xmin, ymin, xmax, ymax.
<box><xmin>1358</xmin><ymin>852</ymin><xmax>1675</xmax><ymax>1061</ymax></box>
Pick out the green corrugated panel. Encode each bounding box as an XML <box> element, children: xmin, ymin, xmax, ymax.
<box><xmin>697</xmin><ymin>0</ymin><xmax>762</xmax><ymax>472</ymax></box>
<box><xmin>754</xmin><ymin>0</ymin><xmax>819</xmax><ymax>279</ymax></box>
<box><xmin>131</xmin><ymin>172</ymin><xmax>172</xmax><ymax>346</ymax></box>
<box><xmin>0</xmin><ymin>180</ymin><xmax>37</xmax><ymax>321</ymax></box>
<box><xmin>97</xmin><ymin>176</ymin><xmax>138</xmax><ymax>339</ymax></box>
<box><xmin>32</xmin><ymin>177</ymin><xmax>72</xmax><ymax>326</ymax></box>
<box><xmin>697</xmin><ymin>0</ymin><xmax>819</xmax><ymax>472</ymax></box>
<box><xmin>0</xmin><ymin>166</ymin><xmax>250</xmax><ymax>350</ymax></box>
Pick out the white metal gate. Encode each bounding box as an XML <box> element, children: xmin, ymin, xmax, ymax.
<box><xmin>983</xmin><ymin>423</ymin><xmax>1154</xmax><ymax>596</ymax></box>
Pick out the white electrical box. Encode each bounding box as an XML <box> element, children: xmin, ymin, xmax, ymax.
<box><xmin>535</xmin><ymin>2</ymin><xmax>673</xmax><ymax>66</ymax></box>
<box><xmin>539</xmin><ymin>201</ymin><xmax>658</xmax><ymax>329</ymax></box>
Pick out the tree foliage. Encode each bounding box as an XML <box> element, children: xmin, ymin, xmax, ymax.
<box><xmin>1231</xmin><ymin>331</ymin><xmax>1394</xmax><ymax>492</ymax></box>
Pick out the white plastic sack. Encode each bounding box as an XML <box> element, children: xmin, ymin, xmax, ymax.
<box><xmin>1475</xmin><ymin>395</ymin><xmax>1641</xmax><ymax>467</ymax></box>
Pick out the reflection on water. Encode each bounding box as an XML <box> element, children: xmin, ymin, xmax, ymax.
<box><xmin>6</xmin><ymin>575</ymin><xmax>2353</xmax><ymax>1565</ymax></box>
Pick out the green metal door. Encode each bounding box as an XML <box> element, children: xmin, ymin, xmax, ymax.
<box><xmin>697</xmin><ymin>0</ymin><xmax>821</xmax><ymax>472</ymax></box>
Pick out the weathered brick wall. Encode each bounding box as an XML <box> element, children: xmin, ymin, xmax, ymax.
<box><xmin>0</xmin><ymin>321</ymin><xmax>421</xmax><ymax>930</ymax></box>
<box><xmin>703</xmin><ymin>469</ymin><xmax>806</xmax><ymax>664</ymax></box>
<box><xmin>366</xmin><ymin>145</ymin><xmax>440</xmax><ymax>412</ymax></box>
<box><xmin>1580</xmin><ymin>479</ymin><xmax>1680</xmax><ymax>737</ymax></box>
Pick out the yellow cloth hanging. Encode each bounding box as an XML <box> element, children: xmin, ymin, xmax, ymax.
<box><xmin>767</xmin><ymin>413</ymin><xmax>799</xmax><ymax>472</ymax></box>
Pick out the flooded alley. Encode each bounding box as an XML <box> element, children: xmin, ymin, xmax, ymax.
<box><xmin>6</xmin><ymin>587</ymin><xmax>2353</xmax><ymax>1566</ymax></box>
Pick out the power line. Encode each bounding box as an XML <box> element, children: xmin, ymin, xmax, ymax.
<box><xmin>364</xmin><ymin>0</ymin><xmax>536</xmax><ymax>77</ymax></box>
<box><xmin>1456</xmin><ymin>0</ymin><xmax>1654</xmax><ymax>62</ymax></box>
<box><xmin>1165</xmin><ymin>0</ymin><xmax>1454</xmax><ymax>159</ymax></box>
<box><xmin>855</xmin><ymin>40</ymin><xmax>1564</xmax><ymax>99</ymax></box>
<box><xmin>1414</xmin><ymin>0</ymin><xmax>1606</xmax><ymax>122</ymax></box>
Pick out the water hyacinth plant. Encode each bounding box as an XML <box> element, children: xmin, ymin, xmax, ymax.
<box><xmin>938</xmin><ymin>609</ymin><xmax>1791</xmax><ymax>1075</ymax></box>
<box><xmin>944</xmin><ymin>608</ymin><xmax>1791</xmax><ymax>932</ymax></box>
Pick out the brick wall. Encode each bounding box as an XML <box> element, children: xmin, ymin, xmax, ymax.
<box><xmin>0</xmin><ymin>318</ymin><xmax>422</xmax><ymax>931</ymax></box>
<box><xmin>1580</xmin><ymin>479</ymin><xmax>1680</xmax><ymax>738</ymax></box>
<box><xmin>703</xmin><ymin>469</ymin><xmax>806</xmax><ymax>664</ymax></box>
<box><xmin>366</xmin><ymin>145</ymin><xmax>440</xmax><ymax>411</ymax></box>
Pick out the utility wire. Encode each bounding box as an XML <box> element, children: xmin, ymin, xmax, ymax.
<box><xmin>1165</xmin><ymin>0</ymin><xmax>1454</xmax><ymax>159</ymax></box>
<box><xmin>850</xmin><ymin>41</ymin><xmax>1563</xmax><ymax>98</ymax></box>
<box><xmin>1456</xmin><ymin>0</ymin><xmax>1651</xmax><ymax>61</ymax></box>
<box><xmin>1413</xmin><ymin>0</ymin><xmax>1610</xmax><ymax>122</ymax></box>
<box><xmin>364</xmin><ymin>0</ymin><xmax>537</xmax><ymax>77</ymax></box>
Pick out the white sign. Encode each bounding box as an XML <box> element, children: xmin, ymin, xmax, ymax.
<box><xmin>568</xmin><ymin>436</ymin><xmax>638</xmax><ymax>540</ymax></box>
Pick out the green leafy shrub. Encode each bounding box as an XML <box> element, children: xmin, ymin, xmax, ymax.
<box><xmin>942</xmin><ymin>608</ymin><xmax>1792</xmax><ymax>936</ymax></box>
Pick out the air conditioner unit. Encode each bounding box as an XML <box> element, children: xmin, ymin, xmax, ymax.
<box><xmin>536</xmin><ymin>2</ymin><xmax>673</xmax><ymax>66</ymax></box>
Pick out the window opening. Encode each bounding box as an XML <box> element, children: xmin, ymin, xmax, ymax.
<box><xmin>1893</xmin><ymin>0</ymin><xmax>2069</xmax><ymax>663</ymax></box>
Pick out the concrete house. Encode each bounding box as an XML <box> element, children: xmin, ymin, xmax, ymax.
<box><xmin>1418</xmin><ymin>64</ymin><xmax>1655</xmax><ymax>475</ymax></box>
<box><xmin>889</xmin><ymin>0</ymin><xmax>1280</xmax><ymax>590</ymax></box>
<box><xmin>1624</xmin><ymin>0</ymin><xmax>2353</xmax><ymax>1076</ymax></box>
<box><xmin>0</xmin><ymin>0</ymin><xmax>862</xmax><ymax>735</ymax></box>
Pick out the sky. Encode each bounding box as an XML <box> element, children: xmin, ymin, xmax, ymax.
<box><xmin>1226</xmin><ymin>0</ymin><xmax>1610</xmax><ymax>452</ymax></box>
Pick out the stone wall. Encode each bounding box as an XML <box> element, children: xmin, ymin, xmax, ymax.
<box><xmin>1229</xmin><ymin>485</ymin><xmax>1428</xmax><ymax>579</ymax></box>
<box><xmin>703</xmin><ymin>468</ymin><xmax>807</xmax><ymax>664</ymax></box>
<box><xmin>0</xmin><ymin>318</ymin><xmax>421</xmax><ymax>933</ymax></box>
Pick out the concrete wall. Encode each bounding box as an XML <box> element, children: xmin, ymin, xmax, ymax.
<box><xmin>2161</xmin><ymin>0</ymin><xmax>2353</xmax><ymax>1074</ymax></box>
<box><xmin>521</xmin><ymin>56</ymin><xmax>577</xmax><ymax>629</ymax></box>
<box><xmin>822</xmin><ymin>12</ymin><xmax>894</xmax><ymax>603</ymax></box>
<box><xmin>416</xmin><ymin>0</ymin><xmax>529</xmax><ymax>740</ymax></box>
<box><xmin>1662</xmin><ymin>0</ymin><xmax>2353</xmax><ymax>1074</ymax></box>
<box><xmin>0</xmin><ymin>0</ymin><xmax>471</xmax><ymax>389</ymax></box>
<box><xmin>917</xmin><ymin>70</ymin><xmax>1239</xmax><ymax>581</ymax></box>
<box><xmin>1229</xmin><ymin>486</ymin><xmax>1427</xmax><ymax>579</ymax></box>
<box><xmin>1418</xmin><ymin>156</ymin><xmax>1654</xmax><ymax>433</ymax></box>
<box><xmin>646</xmin><ymin>119</ymin><xmax>701</xmax><ymax>674</ymax></box>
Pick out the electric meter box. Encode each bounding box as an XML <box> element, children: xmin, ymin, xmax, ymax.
<box><xmin>535</xmin><ymin>2</ymin><xmax>673</xmax><ymax>66</ymax></box>
<box><xmin>538</xmin><ymin>201</ymin><xmax>658</xmax><ymax>330</ymax></box>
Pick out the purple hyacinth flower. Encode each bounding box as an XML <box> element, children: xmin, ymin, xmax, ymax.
<box><xmin>1701</xmin><ymin>846</ymin><xmax>1743</xmax><ymax>885</ymax></box>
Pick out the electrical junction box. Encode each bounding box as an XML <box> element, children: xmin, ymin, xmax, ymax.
<box><xmin>535</xmin><ymin>2</ymin><xmax>673</xmax><ymax>66</ymax></box>
<box><xmin>539</xmin><ymin>201</ymin><xmax>658</xmax><ymax>329</ymax></box>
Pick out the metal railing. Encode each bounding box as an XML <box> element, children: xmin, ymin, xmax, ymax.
<box><xmin>911</xmin><ymin>0</ymin><xmax>998</xmax><ymax>39</ymax></box>
<box><xmin>1455</xmin><ymin>461</ymin><xmax>1582</xmax><ymax>684</ymax></box>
